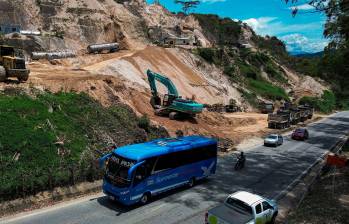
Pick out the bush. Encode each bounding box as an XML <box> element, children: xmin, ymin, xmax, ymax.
<box><xmin>247</xmin><ymin>52</ymin><xmax>270</xmax><ymax>67</ymax></box>
<box><xmin>138</xmin><ymin>114</ymin><xmax>150</xmax><ymax>132</ymax></box>
<box><xmin>237</xmin><ymin>60</ymin><xmax>259</xmax><ymax>79</ymax></box>
<box><xmin>299</xmin><ymin>90</ymin><xmax>336</xmax><ymax>113</ymax></box>
<box><xmin>193</xmin><ymin>14</ymin><xmax>241</xmax><ymax>46</ymax></box>
<box><xmin>196</xmin><ymin>48</ymin><xmax>217</xmax><ymax>64</ymax></box>
<box><xmin>223</xmin><ymin>65</ymin><xmax>242</xmax><ymax>82</ymax></box>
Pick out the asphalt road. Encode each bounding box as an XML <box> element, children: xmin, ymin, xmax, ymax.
<box><xmin>3</xmin><ymin>111</ymin><xmax>349</xmax><ymax>224</ymax></box>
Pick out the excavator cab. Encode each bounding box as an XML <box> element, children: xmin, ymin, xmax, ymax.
<box><xmin>163</xmin><ymin>94</ymin><xmax>178</xmax><ymax>107</ymax></box>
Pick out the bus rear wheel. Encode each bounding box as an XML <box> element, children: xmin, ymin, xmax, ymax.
<box><xmin>140</xmin><ymin>193</ymin><xmax>150</xmax><ymax>205</ymax></box>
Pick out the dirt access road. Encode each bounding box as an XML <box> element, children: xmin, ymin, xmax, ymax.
<box><xmin>2</xmin><ymin>111</ymin><xmax>348</xmax><ymax>224</ymax></box>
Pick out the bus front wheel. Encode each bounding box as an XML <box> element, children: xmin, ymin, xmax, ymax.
<box><xmin>188</xmin><ymin>178</ymin><xmax>195</xmax><ymax>188</ymax></box>
<box><xmin>140</xmin><ymin>193</ymin><xmax>151</xmax><ymax>205</ymax></box>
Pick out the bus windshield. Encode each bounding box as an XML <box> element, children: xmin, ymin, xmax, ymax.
<box><xmin>105</xmin><ymin>155</ymin><xmax>136</xmax><ymax>188</ymax></box>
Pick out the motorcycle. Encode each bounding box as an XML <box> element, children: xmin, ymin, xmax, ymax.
<box><xmin>234</xmin><ymin>153</ymin><xmax>246</xmax><ymax>170</ymax></box>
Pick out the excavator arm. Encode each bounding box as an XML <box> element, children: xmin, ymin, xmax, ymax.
<box><xmin>146</xmin><ymin>69</ymin><xmax>179</xmax><ymax>97</ymax></box>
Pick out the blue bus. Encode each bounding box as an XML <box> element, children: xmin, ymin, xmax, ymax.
<box><xmin>99</xmin><ymin>136</ymin><xmax>218</xmax><ymax>205</ymax></box>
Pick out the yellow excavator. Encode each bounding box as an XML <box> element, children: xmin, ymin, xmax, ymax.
<box><xmin>0</xmin><ymin>45</ymin><xmax>30</xmax><ymax>82</ymax></box>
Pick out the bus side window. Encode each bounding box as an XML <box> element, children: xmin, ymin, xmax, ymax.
<box><xmin>145</xmin><ymin>158</ymin><xmax>157</xmax><ymax>175</ymax></box>
<box><xmin>154</xmin><ymin>155</ymin><xmax>174</xmax><ymax>172</ymax></box>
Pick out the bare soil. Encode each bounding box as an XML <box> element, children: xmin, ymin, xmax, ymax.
<box><xmin>287</xmin><ymin>163</ymin><xmax>349</xmax><ymax>224</ymax></box>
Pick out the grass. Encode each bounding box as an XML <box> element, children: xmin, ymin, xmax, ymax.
<box><xmin>247</xmin><ymin>78</ymin><xmax>289</xmax><ymax>101</ymax></box>
<box><xmin>236</xmin><ymin>60</ymin><xmax>259</xmax><ymax>80</ymax></box>
<box><xmin>264</xmin><ymin>62</ymin><xmax>288</xmax><ymax>84</ymax></box>
<box><xmin>0</xmin><ymin>90</ymin><xmax>168</xmax><ymax>201</ymax></box>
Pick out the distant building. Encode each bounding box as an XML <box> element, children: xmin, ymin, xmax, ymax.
<box><xmin>162</xmin><ymin>36</ymin><xmax>193</xmax><ymax>46</ymax></box>
<box><xmin>0</xmin><ymin>24</ymin><xmax>21</xmax><ymax>35</ymax></box>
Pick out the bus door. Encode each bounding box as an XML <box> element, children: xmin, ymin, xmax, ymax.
<box><xmin>130</xmin><ymin>159</ymin><xmax>156</xmax><ymax>201</ymax></box>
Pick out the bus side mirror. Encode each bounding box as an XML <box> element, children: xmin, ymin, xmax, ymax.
<box><xmin>99</xmin><ymin>153</ymin><xmax>112</xmax><ymax>169</ymax></box>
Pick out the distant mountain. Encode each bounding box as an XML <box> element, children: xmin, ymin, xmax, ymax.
<box><xmin>291</xmin><ymin>51</ymin><xmax>324</xmax><ymax>58</ymax></box>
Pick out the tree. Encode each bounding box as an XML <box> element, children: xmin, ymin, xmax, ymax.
<box><xmin>174</xmin><ymin>0</ymin><xmax>200</xmax><ymax>15</ymax></box>
<box><xmin>285</xmin><ymin>0</ymin><xmax>340</xmax><ymax>14</ymax></box>
<box><xmin>284</xmin><ymin>0</ymin><xmax>349</xmax><ymax>109</ymax></box>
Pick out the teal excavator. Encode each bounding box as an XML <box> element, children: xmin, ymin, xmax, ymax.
<box><xmin>147</xmin><ymin>69</ymin><xmax>203</xmax><ymax>120</ymax></box>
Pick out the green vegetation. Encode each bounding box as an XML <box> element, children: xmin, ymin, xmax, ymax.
<box><xmin>264</xmin><ymin>62</ymin><xmax>287</xmax><ymax>83</ymax></box>
<box><xmin>195</xmin><ymin>48</ymin><xmax>220</xmax><ymax>64</ymax></box>
<box><xmin>0</xmin><ymin>90</ymin><xmax>168</xmax><ymax>201</ymax></box>
<box><xmin>247</xmin><ymin>78</ymin><xmax>289</xmax><ymax>101</ymax></box>
<box><xmin>284</xmin><ymin>0</ymin><xmax>349</xmax><ymax>110</ymax></box>
<box><xmin>252</xmin><ymin>35</ymin><xmax>288</xmax><ymax>59</ymax></box>
<box><xmin>299</xmin><ymin>90</ymin><xmax>336</xmax><ymax>113</ymax></box>
<box><xmin>236</xmin><ymin>60</ymin><xmax>258</xmax><ymax>80</ymax></box>
<box><xmin>193</xmin><ymin>14</ymin><xmax>242</xmax><ymax>46</ymax></box>
<box><xmin>241</xmin><ymin>89</ymin><xmax>258</xmax><ymax>108</ymax></box>
<box><xmin>194</xmin><ymin>46</ymin><xmax>289</xmax><ymax>103</ymax></box>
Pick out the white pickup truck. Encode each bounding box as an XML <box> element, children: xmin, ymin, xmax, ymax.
<box><xmin>205</xmin><ymin>191</ymin><xmax>278</xmax><ymax>224</ymax></box>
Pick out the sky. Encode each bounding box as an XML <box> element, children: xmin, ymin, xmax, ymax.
<box><xmin>146</xmin><ymin>0</ymin><xmax>329</xmax><ymax>53</ymax></box>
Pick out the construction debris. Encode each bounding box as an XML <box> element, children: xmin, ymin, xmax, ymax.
<box><xmin>20</xmin><ymin>30</ymin><xmax>41</xmax><ymax>36</ymax></box>
<box><xmin>205</xmin><ymin>99</ymin><xmax>241</xmax><ymax>113</ymax></box>
<box><xmin>31</xmin><ymin>50</ymin><xmax>76</xmax><ymax>60</ymax></box>
<box><xmin>87</xmin><ymin>43</ymin><xmax>119</xmax><ymax>54</ymax></box>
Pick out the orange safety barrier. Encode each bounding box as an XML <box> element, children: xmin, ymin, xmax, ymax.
<box><xmin>326</xmin><ymin>153</ymin><xmax>348</xmax><ymax>168</ymax></box>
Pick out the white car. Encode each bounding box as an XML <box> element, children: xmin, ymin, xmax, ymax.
<box><xmin>206</xmin><ymin>191</ymin><xmax>278</xmax><ymax>224</ymax></box>
<box><xmin>264</xmin><ymin>134</ymin><xmax>283</xmax><ymax>147</ymax></box>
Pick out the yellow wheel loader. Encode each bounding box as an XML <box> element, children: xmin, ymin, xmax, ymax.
<box><xmin>0</xmin><ymin>45</ymin><xmax>30</xmax><ymax>82</ymax></box>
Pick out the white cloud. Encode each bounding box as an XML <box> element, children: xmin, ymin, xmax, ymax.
<box><xmin>288</xmin><ymin>3</ymin><xmax>315</xmax><ymax>11</ymax></box>
<box><xmin>243</xmin><ymin>16</ymin><xmax>324</xmax><ymax>37</ymax></box>
<box><xmin>242</xmin><ymin>16</ymin><xmax>327</xmax><ymax>53</ymax></box>
<box><xmin>201</xmin><ymin>0</ymin><xmax>226</xmax><ymax>4</ymax></box>
<box><xmin>280</xmin><ymin>33</ymin><xmax>328</xmax><ymax>53</ymax></box>
<box><xmin>243</xmin><ymin>17</ymin><xmax>277</xmax><ymax>34</ymax></box>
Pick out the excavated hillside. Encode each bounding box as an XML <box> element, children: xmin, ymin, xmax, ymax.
<box><xmin>0</xmin><ymin>0</ymin><xmax>328</xmax><ymax>146</ymax></box>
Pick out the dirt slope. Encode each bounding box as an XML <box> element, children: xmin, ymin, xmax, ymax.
<box><xmin>0</xmin><ymin>46</ymin><xmax>267</xmax><ymax>146</ymax></box>
<box><xmin>85</xmin><ymin>46</ymin><xmax>242</xmax><ymax>105</ymax></box>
